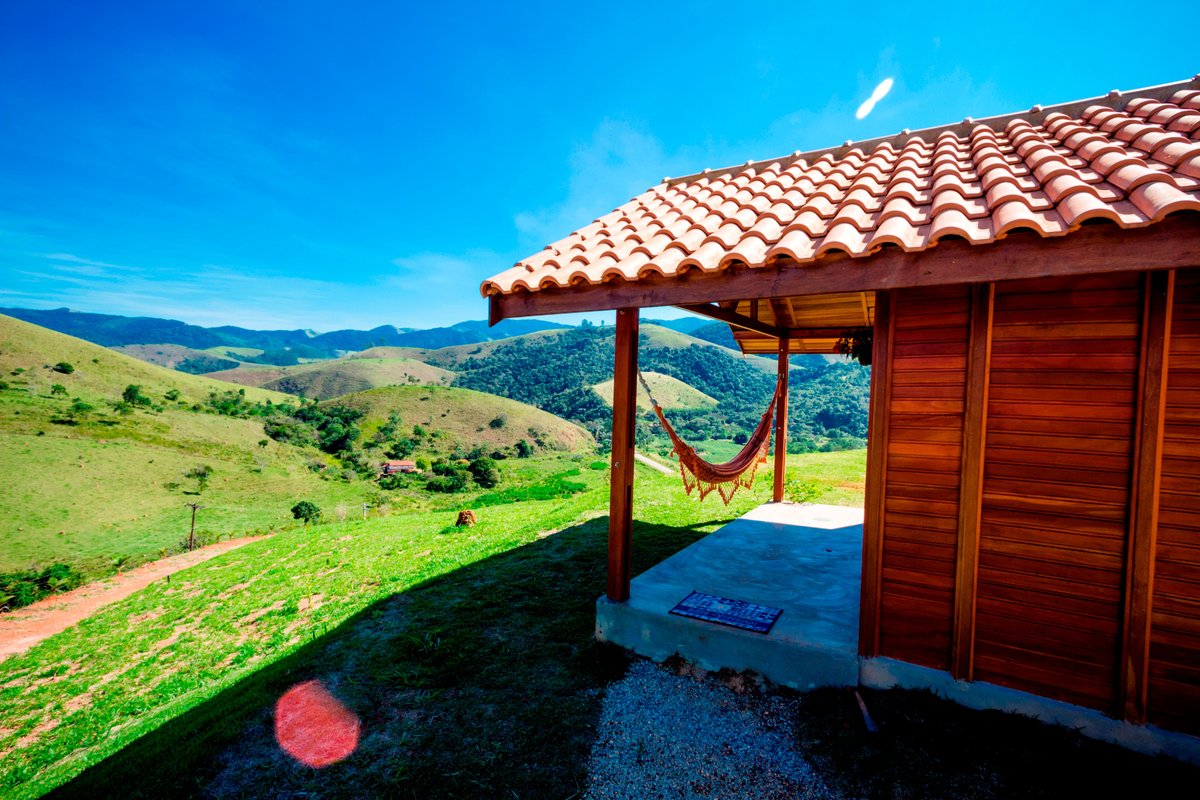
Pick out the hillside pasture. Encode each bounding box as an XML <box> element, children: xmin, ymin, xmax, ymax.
<box><xmin>332</xmin><ymin>384</ymin><xmax>594</xmax><ymax>453</ymax></box>
<box><xmin>592</xmin><ymin>370</ymin><xmax>717</xmax><ymax>411</ymax></box>
<box><xmin>206</xmin><ymin>357</ymin><xmax>455</xmax><ymax>398</ymax></box>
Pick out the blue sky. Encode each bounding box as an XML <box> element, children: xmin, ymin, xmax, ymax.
<box><xmin>2</xmin><ymin>1</ymin><xmax>1197</xmax><ymax>331</ymax></box>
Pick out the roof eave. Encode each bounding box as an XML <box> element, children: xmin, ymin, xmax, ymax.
<box><xmin>489</xmin><ymin>214</ymin><xmax>1200</xmax><ymax>322</ymax></box>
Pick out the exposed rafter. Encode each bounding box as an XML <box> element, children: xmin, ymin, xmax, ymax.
<box><xmin>677</xmin><ymin>302</ymin><xmax>782</xmax><ymax>338</ymax></box>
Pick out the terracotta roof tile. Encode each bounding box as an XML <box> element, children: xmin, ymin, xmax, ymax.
<box><xmin>483</xmin><ymin>78</ymin><xmax>1200</xmax><ymax>298</ymax></box>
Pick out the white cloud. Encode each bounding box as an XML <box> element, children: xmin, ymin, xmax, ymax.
<box><xmin>855</xmin><ymin>77</ymin><xmax>895</xmax><ymax>120</ymax></box>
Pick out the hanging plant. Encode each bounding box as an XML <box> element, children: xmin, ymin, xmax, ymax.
<box><xmin>835</xmin><ymin>328</ymin><xmax>873</xmax><ymax>366</ymax></box>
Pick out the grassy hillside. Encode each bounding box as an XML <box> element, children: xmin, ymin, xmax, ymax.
<box><xmin>0</xmin><ymin>316</ymin><xmax>384</xmax><ymax>572</ymax></box>
<box><xmin>207</xmin><ymin>358</ymin><xmax>455</xmax><ymax>398</ymax></box>
<box><xmin>330</xmin><ymin>384</ymin><xmax>594</xmax><ymax>453</ymax></box>
<box><xmin>593</xmin><ymin>370</ymin><xmax>717</xmax><ymax>410</ymax></box>
<box><xmin>0</xmin><ymin>314</ymin><xmax>284</xmax><ymax>404</ymax></box>
<box><xmin>0</xmin><ymin>450</ymin><xmax>865</xmax><ymax>799</ymax></box>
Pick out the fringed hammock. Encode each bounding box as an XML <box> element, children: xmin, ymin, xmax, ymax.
<box><xmin>639</xmin><ymin>372</ymin><xmax>782</xmax><ymax>505</ymax></box>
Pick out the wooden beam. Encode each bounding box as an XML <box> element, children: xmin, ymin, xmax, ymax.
<box><xmin>773</xmin><ymin>334</ymin><xmax>789</xmax><ymax>502</ymax></box>
<box><xmin>607</xmin><ymin>308</ymin><xmax>639</xmax><ymax>602</ymax></box>
<box><xmin>1120</xmin><ymin>270</ymin><xmax>1174</xmax><ymax>723</ymax></box>
<box><xmin>678</xmin><ymin>302</ymin><xmax>782</xmax><ymax>338</ymax></box>
<box><xmin>952</xmin><ymin>282</ymin><xmax>994</xmax><ymax>680</ymax></box>
<box><xmin>489</xmin><ymin>216</ymin><xmax>1200</xmax><ymax>321</ymax></box>
<box><xmin>769</xmin><ymin>297</ymin><xmax>795</xmax><ymax>329</ymax></box>
<box><xmin>859</xmin><ymin>290</ymin><xmax>895</xmax><ymax>657</ymax></box>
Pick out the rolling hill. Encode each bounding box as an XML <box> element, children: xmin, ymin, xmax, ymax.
<box><xmin>329</xmin><ymin>384</ymin><xmax>594</xmax><ymax>453</ymax></box>
<box><xmin>592</xmin><ymin>371</ymin><xmax>717</xmax><ymax>411</ymax></box>
<box><xmin>206</xmin><ymin>357</ymin><xmax>455</xmax><ymax>398</ymax></box>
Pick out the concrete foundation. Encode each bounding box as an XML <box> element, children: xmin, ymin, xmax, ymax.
<box><xmin>595</xmin><ymin>502</ymin><xmax>863</xmax><ymax>690</ymax></box>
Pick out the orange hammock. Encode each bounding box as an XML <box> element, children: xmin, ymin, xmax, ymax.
<box><xmin>641</xmin><ymin>372</ymin><xmax>781</xmax><ymax>505</ymax></box>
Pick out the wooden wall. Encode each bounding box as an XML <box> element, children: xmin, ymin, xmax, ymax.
<box><xmin>1150</xmin><ymin>270</ymin><xmax>1200</xmax><ymax>735</ymax></box>
<box><xmin>860</xmin><ymin>268</ymin><xmax>1200</xmax><ymax>734</ymax></box>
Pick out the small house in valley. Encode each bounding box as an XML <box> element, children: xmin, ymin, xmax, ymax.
<box><xmin>480</xmin><ymin>77</ymin><xmax>1200</xmax><ymax>759</ymax></box>
<box><xmin>380</xmin><ymin>459</ymin><xmax>418</xmax><ymax>476</ymax></box>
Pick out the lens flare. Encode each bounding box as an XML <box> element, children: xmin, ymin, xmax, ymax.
<box><xmin>274</xmin><ymin>680</ymin><xmax>361</xmax><ymax>768</ymax></box>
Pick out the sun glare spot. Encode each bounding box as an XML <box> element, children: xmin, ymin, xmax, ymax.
<box><xmin>855</xmin><ymin>77</ymin><xmax>895</xmax><ymax>120</ymax></box>
<box><xmin>274</xmin><ymin>680</ymin><xmax>361</xmax><ymax>768</ymax></box>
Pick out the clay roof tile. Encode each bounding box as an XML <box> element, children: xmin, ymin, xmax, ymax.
<box><xmin>484</xmin><ymin>77</ymin><xmax>1200</xmax><ymax>298</ymax></box>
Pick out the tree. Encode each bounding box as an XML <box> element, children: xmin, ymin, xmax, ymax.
<box><xmin>50</xmin><ymin>384</ymin><xmax>67</xmax><ymax>396</ymax></box>
<box><xmin>468</xmin><ymin>456</ymin><xmax>500</xmax><ymax>488</ymax></box>
<box><xmin>165</xmin><ymin>389</ymin><xmax>181</xmax><ymax>401</ymax></box>
<box><xmin>185</xmin><ymin>464</ymin><xmax>214</xmax><ymax>493</ymax></box>
<box><xmin>515</xmin><ymin>439</ymin><xmax>534</xmax><ymax>458</ymax></box>
<box><xmin>52</xmin><ymin>362</ymin><xmax>74</xmax><ymax>374</ymax></box>
<box><xmin>122</xmin><ymin>384</ymin><xmax>150</xmax><ymax>406</ymax></box>
<box><xmin>291</xmin><ymin>500</ymin><xmax>321</xmax><ymax>525</ymax></box>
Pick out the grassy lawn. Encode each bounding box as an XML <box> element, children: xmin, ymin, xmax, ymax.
<box><xmin>0</xmin><ymin>457</ymin><xmax>823</xmax><ymax>798</ymax></box>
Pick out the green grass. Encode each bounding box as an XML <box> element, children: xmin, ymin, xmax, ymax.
<box><xmin>593</xmin><ymin>370</ymin><xmax>717</xmax><ymax>410</ymax></box>
<box><xmin>0</xmin><ymin>315</ymin><xmax>600</xmax><ymax>574</ymax></box>
<box><xmin>0</xmin><ymin>454</ymin><xmax>850</xmax><ymax>798</ymax></box>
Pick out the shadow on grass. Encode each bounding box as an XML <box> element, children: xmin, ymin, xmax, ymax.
<box><xmin>46</xmin><ymin>518</ymin><xmax>712</xmax><ymax>799</ymax></box>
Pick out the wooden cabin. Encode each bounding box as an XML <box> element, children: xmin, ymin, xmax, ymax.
<box><xmin>380</xmin><ymin>459</ymin><xmax>417</xmax><ymax>475</ymax></box>
<box><xmin>480</xmin><ymin>79</ymin><xmax>1200</xmax><ymax>741</ymax></box>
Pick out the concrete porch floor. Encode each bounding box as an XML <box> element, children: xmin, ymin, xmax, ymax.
<box><xmin>596</xmin><ymin>502</ymin><xmax>863</xmax><ymax>690</ymax></box>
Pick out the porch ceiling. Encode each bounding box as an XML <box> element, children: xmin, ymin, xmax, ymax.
<box><xmin>482</xmin><ymin>78</ymin><xmax>1200</xmax><ymax>331</ymax></box>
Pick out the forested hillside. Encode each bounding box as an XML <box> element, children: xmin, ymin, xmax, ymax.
<box><xmin>444</xmin><ymin>324</ymin><xmax>869</xmax><ymax>450</ymax></box>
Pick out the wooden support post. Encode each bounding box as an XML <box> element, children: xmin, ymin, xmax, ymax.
<box><xmin>1121</xmin><ymin>270</ymin><xmax>1174</xmax><ymax>723</ymax></box>
<box><xmin>774</xmin><ymin>334</ymin><xmax>790</xmax><ymax>502</ymax></box>
<box><xmin>859</xmin><ymin>290</ymin><xmax>894</xmax><ymax>657</ymax></box>
<box><xmin>952</xmin><ymin>283</ymin><xmax>994</xmax><ymax>680</ymax></box>
<box><xmin>607</xmin><ymin>307</ymin><xmax>639</xmax><ymax>602</ymax></box>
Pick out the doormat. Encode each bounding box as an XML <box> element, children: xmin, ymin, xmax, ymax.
<box><xmin>669</xmin><ymin>591</ymin><xmax>782</xmax><ymax>634</ymax></box>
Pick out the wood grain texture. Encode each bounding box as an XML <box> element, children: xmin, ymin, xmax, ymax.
<box><xmin>877</xmin><ymin>285</ymin><xmax>970</xmax><ymax>670</ymax></box>
<box><xmin>974</xmin><ymin>272</ymin><xmax>1141</xmax><ymax>712</ymax></box>
<box><xmin>1148</xmin><ymin>267</ymin><xmax>1200</xmax><ymax>735</ymax></box>
<box><xmin>1120</xmin><ymin>270</ymin><xmax>1173</xmax><ymax>723</ymax></box>
<box><xmin>859</xmin><ymin>290</ymin><xmax>894</xmax><ymax>656</ymax></box>
<box><xmin>774</xmin><ymin>335</ymin><xmax>789</xmax><ymax>502</ymax></box>
<box><xmin>606</xmin><ymin>308</ymin><xmax>639</xmax><ymax>602</ymax></box>
<box><xmin>953</xmin><ymin>283</ymin><xmax>994</xmax><ymax>679</ymax></box>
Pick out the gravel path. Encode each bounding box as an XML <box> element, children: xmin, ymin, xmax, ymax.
<box><xmin>585</xmin><ymin>660</ymin><xmax>837</xmax><ymax>800</ymax></box>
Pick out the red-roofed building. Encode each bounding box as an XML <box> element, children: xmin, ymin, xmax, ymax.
<box><xmin>380</xmin><ymin>459</ymin><xmax>417</xmax><ymax>475</ymax></box>
<box><xmin>480</xmin><ymin>78</ymin><xmax>1200</xmax><ymax>756</ymax></box>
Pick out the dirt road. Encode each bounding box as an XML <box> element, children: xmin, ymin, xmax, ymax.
<box><xmin>0</xmin><ymin>536</ymin><xmax>267</xmax><ymax>660</ymax></box>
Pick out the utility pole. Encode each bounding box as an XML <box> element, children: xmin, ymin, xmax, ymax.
<box><xmin>185</xmin><ymin>502</ymin><xmax>204</xmax><ymax>551</ymax></box>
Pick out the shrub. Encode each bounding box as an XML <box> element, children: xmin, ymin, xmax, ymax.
<box><xmin>290</xmin><ymin>500</ymin><xmax>321</xmax><ymax>524</ymax></box>
<box><xmin>489</xmin><ymin>414</ymin><xmax>507</xmax><ymax>429</ymax></box>
<box><xmin>784</xmin><ymin>478</ymin><xmax>821</xmax><ymax>504</ymax></box>
<box><xmin>468</xmin><ymin>456</ymin><xmax>501</xmax><ymax>488</ymax></box>
<box><xmin>122</xmin><ymin>384</ymin><xmax>151</xmax><ymax>406</ymax></box>
<box><xmin>515</xmin><ymin>439</ymin><xmax>534</xmax><ymax>458</ymax></box>
<box><xmin>0</xmin><ymin>563</ymin><xmax>84</xmax><ymax>611</ymax></box>
<box><xmin>426</xmin><ymin>473</ymin><xmax>467</xmax><ymax>493</ymax></box>
<box><xmin>185</xmin><ymin>464</ymin><xmax>214</xmax><ymax>493</ymax></box>
<box><xmin>52</xmin><ymin>362</ymin><xmax>74</xmax><ymax>374</ymax></box>
<box><xmin>50</xmin><ymin>384</ymin><xmax>67</xmax><ymax>396</ymax></box>
<box><xmin>164</xmin><ymin>389</ymin><xmax>181</xmax><ymax>401</ymax></box>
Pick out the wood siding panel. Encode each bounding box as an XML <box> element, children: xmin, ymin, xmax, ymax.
<box><xmin>1149</xmin><ymin>268</ymin><xmax>1200</xmax><ymax>735</ymax></box>
<box><xmin>878</xmin><ymin>286</ymin><xmax>970</xmax><ymax>669</ymax></box>
<box><xmin>974</xmin><ymin>273</ymin><xmax>1142</xmax><ymax>712</ymax></box>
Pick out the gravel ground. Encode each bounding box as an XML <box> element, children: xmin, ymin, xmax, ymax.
<box><xmin>585</xmin><ymin>659</ymin><xmax>838</xmax><ymax>800</ymax></box>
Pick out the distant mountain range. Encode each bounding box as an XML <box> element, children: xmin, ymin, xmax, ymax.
<box><xmin>0</xmin><ymin>306</ymin><xmax>713</xmax><ymax>356</ymax></box>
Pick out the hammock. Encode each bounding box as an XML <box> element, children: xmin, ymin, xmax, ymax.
<box><xmin>639</xmin><ymin>372</ymin><xmax>781</xmax><ymax>505</ymax></box>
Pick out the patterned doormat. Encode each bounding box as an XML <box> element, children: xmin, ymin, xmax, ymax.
<box><xmin>668</xmin><ymin>591</ymin><xmax>782</xmax><ymax>634</ymax></box>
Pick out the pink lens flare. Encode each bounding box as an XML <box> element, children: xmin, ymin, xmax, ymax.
<box><xmin>274</xmin><ymin>680</ymin><xmax>361</xmax><ymax>768</ymax></box>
